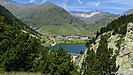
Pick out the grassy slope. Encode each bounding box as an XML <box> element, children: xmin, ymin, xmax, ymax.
<box><xmin>40</xmin><ymin>23</ymin><xmax>90</xmax><ymax>35</ymax></box>
<box><xmin>122</xmin><ymin>9</ymin><xmax>133</xmax><ymax>15</ymax></box>
<box><xmin>85</xmin><ymin>14</ymin><xmax>118</xmax><ymax>35</ymax></box>
<box><xmin>55</xmin><ymin>39</ymin><xmax>87</xmax><ymax>44</ymax></box>
<box><xmin>0</xmin><ymin>5</ymin><xmax>41</xmax><ymax>37</ymax></box>
<box><xmin>11</xmin><ymin>2</ymin><xmax>90</xmax><ymax>35</ymax></box>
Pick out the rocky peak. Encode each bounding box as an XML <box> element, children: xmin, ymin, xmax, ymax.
<box><xmin>70</xmin><ymin>10</ymin><xmax>110</xmax><ymax>18</ymax></box>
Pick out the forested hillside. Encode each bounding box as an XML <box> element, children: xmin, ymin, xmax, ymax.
<box><xmin>0</xmin><ymin>6</ymin><xmax>79</xmax><ymax>74</ymax></box>
<box><xmin>96</xmin><ymin>14</ymin><xmax>133</xmax><ymax>37</ymax></box>
<box><xmin>79</xmin><ymin>14</ymin><xmax>133</xmax><ymax>75</ymax></box>
<box><xmin>1</xmin><ymin>1</ymin><xmax>133</xmax><ymax>74</ymax></box>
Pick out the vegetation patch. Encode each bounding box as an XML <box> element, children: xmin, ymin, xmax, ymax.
<box><xmin>55</xmin><ymin>39</ymin><xmax>88</xmax><ymax>44</ymax></box>
<box><xmin>115</xmin><ymin>35</ymin><xmax>125</xmax><ymax>50</ymax></box>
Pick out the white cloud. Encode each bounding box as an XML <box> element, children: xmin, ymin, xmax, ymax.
<box><xmin>29</xmin><ymin>0</ymin><xmax>35</xmax><ymax>3</ymax></box>
<box><xmin>87</xmin><ymin>1</ymin><xmax>100</xmax><ymax>6</ymax></box>
<box><xmin>103</xmin><ymin>6</ymin><xmax>126</xmax><ymax>10</ymax></box>
<box><xmin>101</xmin><ymin>0</ymin><xmax>133</xmax><ymax>6</ymax></box>
<box><xmin>77</xmin><ymin>0</ymin><xmax>83</xmax><ymax>4</ymax></box>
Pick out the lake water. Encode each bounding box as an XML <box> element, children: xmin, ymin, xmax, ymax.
<box><xmin>49</xmin><ymin>43</ymin><xmax>86</xmax><ymax>54</ymax></box>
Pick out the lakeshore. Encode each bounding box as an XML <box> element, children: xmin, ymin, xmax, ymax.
<box><xmin>70</xmin><ymin>53</ymin><xmax>80</xmax><ymax>61</ymax></box>
<box><xmin>43</xmin><ymin>35</ymin><xmax>90</xmax><ymax>46</ymax></box>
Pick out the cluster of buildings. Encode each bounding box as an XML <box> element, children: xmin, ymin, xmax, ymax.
<box><xmin>56</xmin><ymin>35</ymin><xmax>91</xmax><ymax>40</ymax></box>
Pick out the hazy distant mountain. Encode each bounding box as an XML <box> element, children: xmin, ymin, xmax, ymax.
<box><xmin>70</xmin><ymin>10</ymin><xmax>118</xmax><ymax>33</ymax></box>
<box><xmin>121</xmin><ymin>9</ymin><xmax>133</xmax><ymax>16</ymax></box>
<box><xmin>0</xmin><ymin>0</ymin><xmax>37</xmax><ymax>14</ymax></box>
<box><xmin>70</xmin><ymin>10</ymin><xmax>110</xmax><ymax>18</ymax></box>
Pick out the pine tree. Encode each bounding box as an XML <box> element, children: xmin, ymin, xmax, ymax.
<box><xmin>82</xmin><ymin>35</ymin><xmax>119</xmax><ymax>75</ymax></box>
<box><xmin>53</xmin><ymin>45</ymin><xmax>79</xmax><ymax>75</ymax></box>
<box><xmin>0</xmin><ymin>16</ymin><xmax>41</xmax><ymax>72</ymax></box>
<box><xmin>82</xmin><ymin>48</ymin><xmax>100</xmax><ymax>75</ymax></box>
<box><xmin>96</xmin><ymin>35</ymin><xmax>119</xmax><ymax>74</ymax></box>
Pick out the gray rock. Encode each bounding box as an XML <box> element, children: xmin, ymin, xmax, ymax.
<box><xmin>129</xmin><ymin>35</ymin><xmax>133</xmax><ymax>40</ymax></box>
<box><xmin>129</xmin><ymin>53</ymin><xmax>133</xmax><ymax>59</ymax></box>
<box><xmin>116</xmin><ymin>68</ymin><xmax>133</xmax><ymax>75</ymax></box>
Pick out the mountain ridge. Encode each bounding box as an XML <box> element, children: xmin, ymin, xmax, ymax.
<box><xmin>0</xmin><ymin>0</ymin><xmax>37</xmax><ymax>15</ymax></box>
<box><xmin>121</xmin><ymin>9</ymin><xmax>133</xmax><ymax>16</ymax></box>
<box><xmin>70</xmin><ymin>10</ymin><xmax>119</xmax><ymax>35</ymax></box>
<box><xmin>1</xmin><ymin>0</ymin><xmax>133</xmax><ymax>36</ymax></box>
<box><xmin>0</xmin><ymin>4</ymin><xmax>41</xmax><ymax>37</ymax></box>
<box><xmin>3</xmin><ymin>1</ymin><xmax>90</xmax><ymax>35</ymax></box>
<box><xmin>70</xmin><ymin>10</ymin><xmax>111</xmax><ymax>18</ymax></box>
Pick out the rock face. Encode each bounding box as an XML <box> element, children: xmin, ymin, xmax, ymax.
<box><xmin>76</xmin><ymin>22</ymin><xmax>133</xmax><ymax>75</ymax></box>
<box><xmin>116</xmin><ymin>22</ymin><xmax>133</xmax><ymax>75</ymax></box>
<box><xmin>75</xmin><ymin>49</ymin><xmax>87</xmax><ymax>68</ymax></box>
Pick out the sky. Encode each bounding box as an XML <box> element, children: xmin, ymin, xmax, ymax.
<box><xmin>10</xmin><ymin>0</ymin><xmax>133</xmax><ymax>14</ymax></box>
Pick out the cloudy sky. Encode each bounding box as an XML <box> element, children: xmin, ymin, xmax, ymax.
<box><xmin>10</xmin><ymin>0</ymin><xmax>133</xmax><ymax>14</ymax></box>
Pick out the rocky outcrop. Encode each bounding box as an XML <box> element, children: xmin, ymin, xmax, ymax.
<box><xmin>77</xmin><ymin>22</ymin><xmax>133</xmax><ymax>75</ymax></box>
<box><xmin>75</xmin><ymin>49</ymin><xmax>87</xmax><ymax>68</ymax></box>
<box><xmin>116</xmin><ymin>22</ymin><xmax>133</xmax><ymax>75</ymax></box>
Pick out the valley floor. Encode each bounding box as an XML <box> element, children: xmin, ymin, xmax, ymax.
<box><xmin>42</xmin><ymin>35</ymin><xmax>90</xmax><ymax>47</ymax></box>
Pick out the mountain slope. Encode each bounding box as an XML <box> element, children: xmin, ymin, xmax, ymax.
<box><xmin>0</xmin><ymin>5</ymin><xmax>43</xmax><ymax>72</ymax></box>
<box><xmin>0</xmin><ymin>5</ymin><xmax>79</xmax><ymax>74</ymax></box>
<box><xmin>0</xmin><ymin>0</ymin><xmax>37</xmax><ymax>14</ymax></box>
<box><xmin>1</xmin><ymin>1</ymin><xmax>90</xmax><ymax>35</ymax></box>
<box><xmin>121</xmin><ymin>9</ymin><xmax>133</xmax><ymax>15</ymax></box>
<box><xmin>70</xmin><ymin>10</ymin><xmax>118</xmax><ymax>35</ymax></box>
<box><xmin>16</xmin><ymin>2</ymin><xmax>89</xmax><ymax>35</ymax></box>
<box><xmin>0</xmin><ymin>5</ymin><xmax>41</xmax><ymax>37</ymax></box>
<box><xmin>76</xmin><ymin>14</ymin><xmax>133</xmax><ymax>74</ymax></box>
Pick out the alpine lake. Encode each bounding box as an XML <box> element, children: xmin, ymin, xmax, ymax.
<box><xmin>49</xmin><ymin>43</ymin><xmax>86</xmax><ymax>54</ymax></box>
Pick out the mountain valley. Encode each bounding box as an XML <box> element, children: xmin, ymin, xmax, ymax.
<box><xmin>1</xmin><ymin>0</ymin><xmax>133</xmax><ymax>36</ymax></box>
<box><xmin>70</xmin><ymin>10</ymin><xmax>119</xmax><ymax>34</ymax></box>
<box><xmin>1</xmin><ymin>0</ymin><xmax>133</xmax><ymax>75</ymax></box>
<box><xmin>0</xmin><ymin>0</ymin><xmax>90</xmax><ymax>35</ymax></box>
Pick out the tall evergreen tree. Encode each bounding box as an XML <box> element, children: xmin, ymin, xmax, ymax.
<box><xmin>53</xmin><ymin>45</ymin><xmax>79</xmax><ymax>75</ymax></box>
<box><xmin>0</xmin><ymin>16</ymin><xmax>41</xmax><ymax>71</ymax></box>
<box><xmin>82</xmin><ymin>35</ymin><xmax>119</xmax><ymax>75</ymax></box>
<box><xmin>96</xmin><ymin>35</ymin><xmax>119</xmax><ymax>74</ymax></box>
<box><xmin>82</xmin><ymin>48</ymin><xmax>100</xmax><ymax>75</ymax></box>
